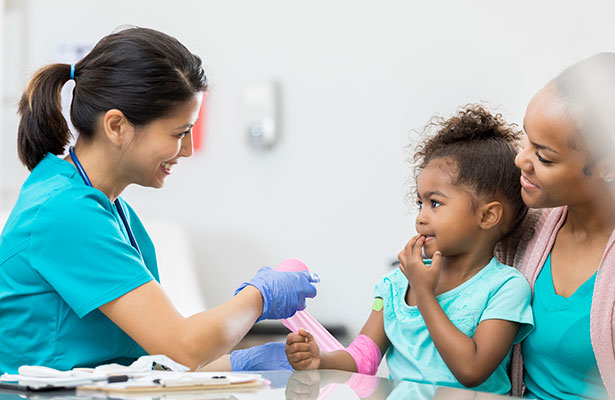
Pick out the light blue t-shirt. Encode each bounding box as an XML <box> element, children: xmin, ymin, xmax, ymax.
<box><xmin>375</xmin><ymin>257</ymin><xmax>534</xmax><ymax>394</ymax></box>
<box><xmin>0</xmin><ymin>154</ymin><xmax>158</xmax><ymax>373</ymax></box>
<box><xmin>522</xmin><ymin>253</ymin><xmax>607</xmax><ymax>400</ymax></box>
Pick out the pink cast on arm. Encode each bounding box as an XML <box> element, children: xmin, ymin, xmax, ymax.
<box><xmin>342</xmin><ymin>334</ymin><xmax>383</xmax><ymax>376</ymax></box>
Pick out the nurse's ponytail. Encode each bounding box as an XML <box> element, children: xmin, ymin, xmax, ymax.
<box><xmin>17</xmin><ymin>27</ymin><xmax>207</xmax><ymax>171</ymax></box>
<box><xmin>18</xmin><ymin>64</ymin><xmax>73</xmax><ymax>170</ymax></box>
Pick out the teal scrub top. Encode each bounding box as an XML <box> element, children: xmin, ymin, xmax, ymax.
<box><xmin>375</xmin><ymin>258</ymin><xmax>534</xmax><ymax>394</ymax></box>
<box><xmin>522</xmin><ymin>253</ymin><xmax>607</xmax><ymax>399</ymax></box>
<box><xmin>0</xmin><ymin>154</ymin><xmax>159</xmax><ymax>374</ymax></box>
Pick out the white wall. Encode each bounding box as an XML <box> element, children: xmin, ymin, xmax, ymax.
<box><xmin>2</xmin><ymin>0</ymin><xmax>614</xmax><ymax>336</ymax></box>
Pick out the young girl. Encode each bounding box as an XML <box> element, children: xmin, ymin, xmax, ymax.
<box><xmin>286</xmin><ymin>105</ymin><xmax>534</xmax><ymax>394</ymax></box>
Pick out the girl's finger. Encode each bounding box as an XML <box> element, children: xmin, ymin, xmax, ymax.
<box><xmin>430</xmin><ymin>251</ymin><xmax>442</xmax><ymax>272</ymax></box>
<box><xmin>412</xmin><ymin>236</ymin><xmax>425</xmax><ymax>261</ymax></box>
<box><xmin>406</xmin><ymin>234</ymin><xmax>421</xmax><ymax>251</ymax></box>
<box><xmin>399</xmin><ymin>234</ymin><xmax>420</xmax><ymax>264</ymax></box>
<box><xmin>288</xmin><ymin>342</ymin><xmax>311</xmax><ymax>354</ymax></box>
<box><xmin>289</xmin><ymin>350</ymin><xmax>312</xmax><ymax>363</ymax></box>
<box><xmin>298</xmin><ymin>328</ymin><xmax>314</xmax><ymax>343</ymax></box>
<box><xmin>286</xmin><ymin>333</ymin><xmax>304</xmax><ymax>345</ymax></box>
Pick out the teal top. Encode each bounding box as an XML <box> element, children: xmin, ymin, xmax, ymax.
<box><xmin>0</xmin><ymin>154</ymin><xmax>158</xmax><ymax>373</ymax></box>
<box><xmin>522</xmin><ymin>253</ymin><xmax>607</xmax><ymax>399</ymax></box>
<box><xmin>375</xmin><ymin>258</ymin><xmax>534</xmax><ymax>394</ymax></box>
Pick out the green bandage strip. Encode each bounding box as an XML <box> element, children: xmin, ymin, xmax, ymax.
<box><xmin>372</xmin><ymin>298</ymin><xmax>384</xmax><ymax>312</ymax></box>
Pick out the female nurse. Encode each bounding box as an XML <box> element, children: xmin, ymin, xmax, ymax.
<box><xmin>0</xmin><ymin>27</ymin><xmax>318</xmax><ymax>374</ymax></box>
<box><xmin>498</xmin><ymin>52</ymin><xmax>615</xmax><ymax>399</ymax></box>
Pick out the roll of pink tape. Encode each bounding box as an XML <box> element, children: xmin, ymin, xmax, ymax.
<box><xmin>276</xmin><ymin>259</ymin><xmax>344</xmax><ymax>353</ymax></box>
<box><xmin>276</xmin><ymin>258</ymin><xmax>310</xmax><ymax>273</ymax></box>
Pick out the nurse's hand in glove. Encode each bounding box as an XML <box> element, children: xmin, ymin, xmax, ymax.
<box><xmin>234</xmin><ymin>267</ymin><xmax>319</xmax><ymax>321</ymax></box>
<box><xmin>230</xmin><ymin>342</ymin><xmax>292</xmax><ymax>371</ymax></box>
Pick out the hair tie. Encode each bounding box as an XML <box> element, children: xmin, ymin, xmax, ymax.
<box><xmin>70</xmin><ymin>64</ymin><xmax>75</xmax><ymax>80</ymax></box>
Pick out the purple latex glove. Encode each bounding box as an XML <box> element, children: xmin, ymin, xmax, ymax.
<box><xmin>230</xmin><ymin>342</ymin><xmax>293</xmax><ymax>371</ymax></box>
<box><xmin>235</xmin><ymin>266</ymin><xmax>318</xmax><ymax>321</ymax></box>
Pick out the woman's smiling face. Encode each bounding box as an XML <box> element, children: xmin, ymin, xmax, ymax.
<box><xmin>121</xmin><ymin>92</ymin><xmax>203</xmax><ymax>189</ymax></box>
<box><xmin>515</xmin><ymin>84</ymin><xmax>601</xmax><ymax>209</ymax></box>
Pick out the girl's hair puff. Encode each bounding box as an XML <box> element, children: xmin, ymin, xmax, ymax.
<box><xmin>411</xmin><ymin>104</ymin><xmax>527</xmax><ymax>238</ymax></box>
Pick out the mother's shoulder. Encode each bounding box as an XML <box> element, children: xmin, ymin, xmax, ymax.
<box><xmin>495</xmin><ymin>207</ymin><xmax>564</xmax><ymax>267</ymax></box>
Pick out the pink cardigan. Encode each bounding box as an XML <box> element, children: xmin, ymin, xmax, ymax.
<box><xmin>497</xmin><ymin>206</ymin><xmax>615</xmax><ymax>398</ymax></box>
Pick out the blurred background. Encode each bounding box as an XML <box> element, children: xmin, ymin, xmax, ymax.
<box><xmin>1</xmin><ymin>0</ymin><xmax>614</xmax><ymax>348</ymax></box>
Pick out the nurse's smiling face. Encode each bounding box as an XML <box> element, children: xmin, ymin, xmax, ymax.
<box><xmin>122</xmin><ymin>92</ymin><xmax>203</xmax><ymax>188</ymax></box>
<box><xmin>514</xmin><ymin>84</ymin><xmax>598</xmax><ymax>209</ymax></box>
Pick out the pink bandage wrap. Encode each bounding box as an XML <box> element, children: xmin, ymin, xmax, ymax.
<box><xmin>276</xmin><ymin>259</ymin><xmax>345</xmax><ymax>353</ymax></box>
<box><xmin>276</xmin><ymin>259</ymin><xmax>382</xmax><ymax>379</ymax></box>
<box><xmin>343</xmin><ymin>334</ymin><xmax>382</xmax><ymax>376</ymax></box>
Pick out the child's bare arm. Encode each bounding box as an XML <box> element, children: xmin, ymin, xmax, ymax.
<box><xmin>398</xmin><ymin>235</ymin><xmax>519</xmax><ymax>387</ymax></box>
<box><xmin>357</xmin><ymin>306</ymin><xmax>390</xmax><ymax>356</ymax></box>
<box><xmin>413</xmin><ymin>294</ymin><xmax>518</xmax><ymax>387</ymax></box>
<box><xmin>285</xmin><ymin>329</ymin><xmax>358</xmax><ymax>371</ymax></box>
<box><xmin>285</xmin><ymin>307</ymin><xmax>390</xmax><ymax>372</ymax></box>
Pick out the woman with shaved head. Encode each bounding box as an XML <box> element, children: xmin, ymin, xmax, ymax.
<box><xmin>499</xmin><ymin>52</ymin><xmax>615</xmax><ymax>399</ymax></box>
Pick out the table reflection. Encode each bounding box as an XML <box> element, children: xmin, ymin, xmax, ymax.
<box><xmin>0</xmin><ymin>370</ymin><xmax>518</xmax><ymax>400</ymax></box>
<box><xmin>282</xmin><ymin>370</ymin><xmax>513</xmax><ymax>400</ymax></box>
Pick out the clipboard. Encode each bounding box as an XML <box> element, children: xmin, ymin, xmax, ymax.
<box><xmin>78</xmin><ymin>372</ymin><xmax>264</xmax><ymax>394</ymax></box>
<box><xmin>0</xmin><ymin>370</ymin><xmax>127</xmax><ymax>391</ymax></box>
<box><xmin>0</xmin><ymin>380</ymin><xmax>75</xmax><ymax>392</ymax></box>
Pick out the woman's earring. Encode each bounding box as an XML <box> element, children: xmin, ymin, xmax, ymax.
<box><xmin>604</xmin><ymin>177</ymin><xmax>614</xmax><ymax>184</ymax></box>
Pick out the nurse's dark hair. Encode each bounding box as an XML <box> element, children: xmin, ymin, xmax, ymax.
<box><xmin>410</xmin><ymin>104</ymin><xmax>527</xmax><ymax>239</ymax></box>
<box><xmin>551</xmin><ymin>52</ymin><xmax>615</xmax><ymax>176</ymax></box>
<box><xmin>17</xmin><ymin>26</ymin><xmax>207</xmax><ymax>170</ymax></box>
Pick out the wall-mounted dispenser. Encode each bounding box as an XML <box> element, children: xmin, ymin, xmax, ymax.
<box><xmin>241</xmin><ymin>80</ymin><xmax>279</xmax><ymax>150</ymax></box>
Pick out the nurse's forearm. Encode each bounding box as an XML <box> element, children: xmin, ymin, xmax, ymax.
<box><xmin>179</xmin><ymin>285</ymin><xmax>263</xmax><ymax>370</ymax></box>
<box><xmin>100</xmin><ymin>281</ymin><xmax>264</xmax><ymax>371</ymax></box>
<box><xmin>197</xmin><ymin>354</ymin><xmax>231</xmax><ymax>371</ymax></box>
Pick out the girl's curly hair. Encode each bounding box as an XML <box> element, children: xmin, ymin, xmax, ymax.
<box><xmin>410</xmin><ymin>104</ymin><xmax>527</xmax><ymax>238</ymax></box>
